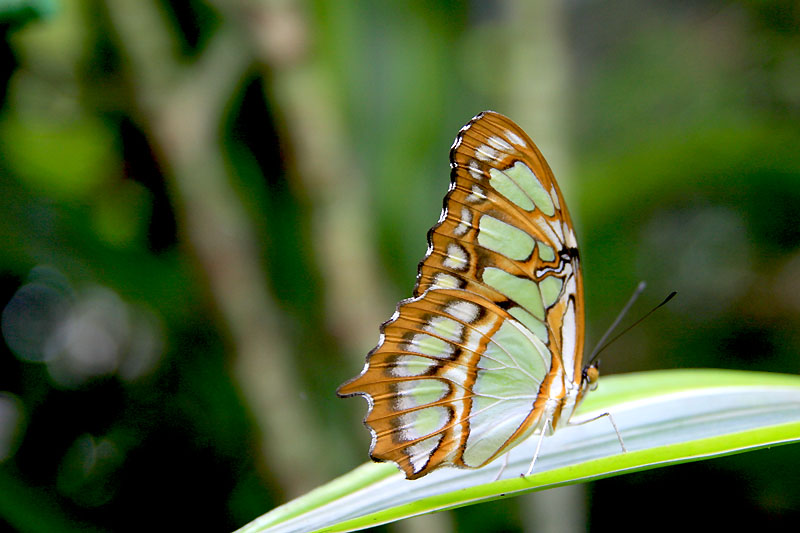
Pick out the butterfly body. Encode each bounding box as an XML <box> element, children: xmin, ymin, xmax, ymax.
<box><xmin>339</xmin><ymin>111</ymin><xmax>596</xmax><ymax>479</ymax></box>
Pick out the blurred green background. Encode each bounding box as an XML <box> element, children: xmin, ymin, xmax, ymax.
<box><xmin>1</xmin><ymin>0</ymin><xmax>799</xmax><ymax>531</ymax></box>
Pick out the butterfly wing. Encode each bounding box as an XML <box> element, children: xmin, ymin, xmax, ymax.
<box><xmin>338</xmin><ymin>111</ymin><xmax>585</xmax><ymax>479</ymax></box>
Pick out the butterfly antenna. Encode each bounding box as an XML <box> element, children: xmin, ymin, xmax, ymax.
<box><xmin>587</xmin><ymin>281</ymin><xmax>646</xmax><ymax>365</ymax></box>
<box><xmin>588</xmin><ymin>285</ymin><xmax>677</xmax><ymax>366</ymax></box>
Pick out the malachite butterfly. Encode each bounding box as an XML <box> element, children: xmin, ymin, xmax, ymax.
<box><xmin>338</xmin><ymin>111</ymin><xmax>602</xmax><ymax>480</ymax></box>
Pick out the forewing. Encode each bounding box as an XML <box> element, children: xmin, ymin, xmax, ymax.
<box><xmin>417</xmin><ymin>111</ymin><xmax>585</xmax><ymax>388</ymax></box>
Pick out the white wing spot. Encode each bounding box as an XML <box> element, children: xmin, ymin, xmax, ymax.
<box><xmin>487</xmin><ymin>135</ymin><xmax>513</xmax><ymax>152</ymax></box>
<box><xmin>466</xmin><ymin>184</ymin><xmax>487</xmax><ymax>203</ymax></box>
<box><xmin>475</xmin><ymin>144</ymin><xmax>498</xmax><ymax>162</ymax></box>
<box><xmin>407</xmin><ymin>434</ymin><xmax>443</xmax><ymax>473</ymax></box>
<box><xmin>462</xmin><ymin>329</ymin><xmax>483</xmax><ymax>353</ymax></box>
<box><xmin>566</xmin><ymin>226</ymin><xmax>578</xmax><ymax>249</ymax></box>
<box><xmin>505</xmin><ymin>130</ymin><xmax>526</xmax><ymax>147</ymax></box>
<box><xmin>549</xmin><ymin>184</ymin><xmax>560</xmax><ymax>210</ymax></box>
<box><xmin>445</xmin><ymin>300</ymin><xmax>480</xmax><ymax>323</ymax></box>
<box><xmin>546</xmin><ymin>217</ymin><xmax>565</xmax><ymax>243</ymax></box>
<box><xmin>431</xmin><ymin>272</ymin><xmax>461</xmax><ymax>289</ymax></box>
<box><xmin>452</xmin><ymin>206</ymin><xmax>472</xmax><ymax>237</ymax></box>
<box><xmin>468</xmin><ymin>160</ymin><xmax>482</xmax><ymax>181</ymax></box>
<box><xmin>443</xmin><ymin>243</ymin><xmax>469</xmax><ymax>271</ymax></box>
<box><xmin>440</xmin><ymin>364</ymin><xmax>469</xmax><ymax>387</ymax></box>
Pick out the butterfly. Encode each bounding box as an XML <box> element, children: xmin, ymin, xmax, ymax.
<box><xmin>338</xmin><ymin>111</ymin><xmax>611</xmax><ymax>480</ymax></box>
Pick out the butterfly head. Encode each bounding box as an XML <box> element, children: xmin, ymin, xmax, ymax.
<box><xmin>582</xmin><ymin>361</ymin><xmax>600</xmax><ymax>392</ymax></box>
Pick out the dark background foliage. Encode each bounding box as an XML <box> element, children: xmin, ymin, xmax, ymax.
<box><xmin>0</xmin><ymin>0</ymin><xmax>798</xmax><ymax>531</ymax></box>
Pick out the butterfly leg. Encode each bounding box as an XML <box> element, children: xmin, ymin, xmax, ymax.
<box><xmin>571</xmin><ymin>411</ymin><xmax>627</xmax><ymax>453</ymax></box>
<box><xmin>493</xmin><ymin>452</ymin><xmax>511</xmax><ymax>482</ymax></box>
<box><xmin>523</xmin><ymin>418</ymin><xmax>553</xmax><ymax>477</ymax></box>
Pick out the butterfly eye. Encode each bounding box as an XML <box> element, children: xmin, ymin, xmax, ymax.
<box><xmin>584</xmin><ymin>364</ymin><xmax>600</xmax><ymax>391</ymax></box>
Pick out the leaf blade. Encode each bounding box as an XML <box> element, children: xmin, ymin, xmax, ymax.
<box><xmin>236</xmin><ymin>369</ymin><xmax>800</xmax><ymax>533</ymax></box>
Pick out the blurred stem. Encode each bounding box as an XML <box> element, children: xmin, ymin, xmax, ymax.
<box><xmin>105</xmin><ymin>0</ymin><xmax>327</xmax><ymax>496</ymax></box>
<box><xmin>212</xmin><ymin>0</ymin><xmax>390</xmax><ymax>356</ymax></box>
<box><xmin>507</xmin><ymin>0</ymin><xmax>573</xmax><ymax>198</ymax></box>
<box><xmin>215</xmin><ymin>6</ymin><xmax>442</xmax><ymax>531</ymax></box>
<box><xmin>505</xmin><ymin>1</ymin><xmax>583</xmax><ymax>532</ymax></box>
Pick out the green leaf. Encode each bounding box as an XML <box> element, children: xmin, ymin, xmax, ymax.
<box><xmin>237</xmin><ymin>369</ymin><xmax>800</xmax><ymax>533</ymax></box>
<box><xmin>0</xmin><ymin>114</ymin><xmax>115</xmax><ymax>201</ymax></box>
